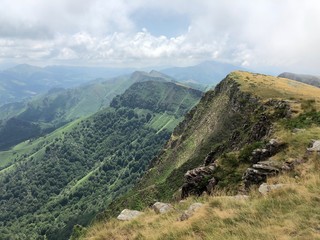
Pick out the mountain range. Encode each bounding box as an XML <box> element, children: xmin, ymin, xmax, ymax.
<box><xmin>1</xmin><ymin>63</ymin><xmax>320</xmax><ymax>240</ymax></box>
<box><xmin>0</xmin><ymin>61</ymin><xmax>246</xmax><ymax>106</ymax></box>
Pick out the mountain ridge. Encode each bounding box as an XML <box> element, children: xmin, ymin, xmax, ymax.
<box><xmin>85</xmin><ymin>71</ymin><xmax>320</xmax><ymax>240</ymax></box>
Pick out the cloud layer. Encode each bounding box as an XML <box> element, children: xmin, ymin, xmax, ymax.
<box><xmin>0</xmin><ymin>0</ymin><xmax>319</xmax><ymax>73</ymax></box>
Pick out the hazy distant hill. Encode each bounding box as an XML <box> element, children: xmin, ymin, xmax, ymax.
<box><xmin>0</xmin><ymin>70</ymin><xmax>184</xmax><ymax>150</ymax></box>
<box><xmin>161</xmin><ymin>60</ymin><xmax>246</xmax><ymax>89</ymax></box>
<box><xmin>0</xmin><ymin>64</ymin><xmax>133</xmax><ymax>105</ymax></box>
<box><xmin>278</xmin><ymin>72</ymin><xmax>320</xmax><ymax>88</ymax></box>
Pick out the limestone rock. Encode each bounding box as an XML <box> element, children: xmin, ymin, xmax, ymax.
<box><xmin>152</xmin><ymin>202</ymin><xmax>173</xmax><ymax>214</ymax></box>
<box><xmin>258</xmin><ymin>183</ymin><xmax>286</xmax><ymax>195</ymax></box>
<box><xmin>117</xmin><ymin>209</ymin><xmax>143</xmax><ymax>221</ymax></box>
<box><xmin>179</xmin><ymin>203</ymin><xmax>203</xmax><ymax>221</ymax></box>
<box><xmin>307</xmin><ymin>140</ymin><xmax>320</xmax><ymax>152</ymax></box>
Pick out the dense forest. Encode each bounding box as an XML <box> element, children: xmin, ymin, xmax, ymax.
<box><xmin>0</xmin><ymin>80</ymin><xmax>202</xmax><ymax>239</ymax></box>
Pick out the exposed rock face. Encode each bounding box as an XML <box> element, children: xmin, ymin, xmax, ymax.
<box><xmin>307</xmin><ymin>140</ymin><xmax>320</xmax><ymax>153</ymax></box>
<box><xmin>243</xmin><ymin>158</ymin><xmax>302</xmax><ymax>189</ymax></box>
<box><xmin>258</xmin><ymin>183</ymin><xmax>286</xmax><ymax>195</ymax></box>
<box><xmin>181</xmin><ymin>163</ymin><xmax>216</xmax><ymax>198</ymax></box>
<box><xmin>152</xmin><ymin>202</ymin><xmax>173</xmax><ymax>214</ymax></box>
<box><xmin>181</xmin><ymin>139</ymin><xmax>287</xmax><ymax>198</ymax></box>
<box><xmin>242</xmin><ymin>139</ymin><xmax>289</xmax><ymax>189</ymax></box>
<box><xmin>243</xmin><ymin>161</ymin><xmax>280</xmax><ymax>188</ymax></box>
<box><xmin>249</xmin><ymin>114</ymin><xmax>272</xmax><ymax>141</ymax></box>
<box><xmin>179</xmin><ymin>203</ymin><xmax>203</xmax><ymax>221</ymax></box>
<box><xmin>117</xmin><ymin>209</ymin><xmax>143</xmax><ymax>221</ymax></box>
<box><xmin>251</xmin><ymin>139</ymin><xmax>286</xmax><ymax>163</ymax></box>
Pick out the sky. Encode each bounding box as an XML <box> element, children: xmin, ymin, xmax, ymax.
<box><xmin>0</xmin><ymin>0</ymin><xmax>319</xmax><ymax>74</ymax></box>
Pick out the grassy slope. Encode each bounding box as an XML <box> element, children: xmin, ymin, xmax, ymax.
<box><xmin>83</xmin><ymin>71</ymin><xmax>320</xmax><ymax>240</ymax></box>
<box><xmin>85</xmin><ymin>157</ymin><xmax>320</xmax><ymax>240</ymax></box>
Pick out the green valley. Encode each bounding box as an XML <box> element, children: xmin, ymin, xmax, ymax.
<box><xmin>0</xmin><ymin>80</ymin><xmax>202</xmax><ymax>239</ymax></box>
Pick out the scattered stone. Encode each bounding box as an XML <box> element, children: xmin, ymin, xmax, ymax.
<box><xmin>152</xmin><ymin>202</ymin><xmax>173</xmax><ymax>214</ymax></box>
<box><xmin>258</xmin><ymin>183</ymin><xmax>286</xmax><ymax>195</ymax></box>
<box><xmin>179</xmin><ymin>203</ymin><xmax>203</xmax><ymax>221</ymax></box>
<box><xmin>307</xmin><ymin>140</ymin><xmax>320</xmax><ymax>152</ymax></box>
<box><xmin>117</xmin><ymin>209</ymin><xmax>143</xmax><ymax>221</ymax></box>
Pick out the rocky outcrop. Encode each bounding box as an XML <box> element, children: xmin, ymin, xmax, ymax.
<box><xmin>243</xmin><ymin>161</ymin><xmax>280</xmax><ymax>188</ymax></box>
<box><xmin>117</xmin><ymin>209</ymin><xmax>143</xmax><ymax>221</ymax></box>
<box><xmin>243</xmin><ymin>158</ymin><xmax>302</xmax><ymax>189</ymax></box>
<box><xmin>152</xmin><ymin>202</ymin><xmax>173</xmax><ymax>214</ymax></box>
<box><xmin>179</xmin><ymin>203</ymin><xmax>203</xmax><ymax>221</ymax></box>
<box><xmin>250</xmin><ymin>139</ymin><xmax>286</xmax><ymax>163</ymax></box>
<box><xmin>181</xmin><ymin>163</ymin><xmax>216</xmax><ymax>198</ymax></box>
<box><xmin>258</xmin><ymin>183</ymin><xmax>286</xmax><ymax>195</ymax></box>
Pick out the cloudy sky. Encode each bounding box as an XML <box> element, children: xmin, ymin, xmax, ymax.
<box><xmin>0</xmin><ymin>0</ymin><xmax>319</xmax><ymax>73</ymax></box>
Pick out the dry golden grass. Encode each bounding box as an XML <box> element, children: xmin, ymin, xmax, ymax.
<box><xmin>232</xmin><ymin>71</ymin><xmax>320</xmax><ymax>111</ymax></box>
<box><xmin>84</xmin><ymin>155</ymin><xmax>320</xmax><ymax>240</ymax></box>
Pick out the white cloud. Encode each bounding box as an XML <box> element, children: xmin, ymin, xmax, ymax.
<box><xmin>0</xmin><ymin>0</ymin><xmax>319</xmax><ymax>73</ymax></box>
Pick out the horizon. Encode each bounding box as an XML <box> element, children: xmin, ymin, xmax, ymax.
<box><xmin>0</xmin><ymin>1</ymin><xmax>319</xmax><ymax>75</ymax></box>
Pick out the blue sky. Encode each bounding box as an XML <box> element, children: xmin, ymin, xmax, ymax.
<box><xmin>0</xmin><ymin>0</ymin><xmax>319</xmax><ymax>74</ymax></box>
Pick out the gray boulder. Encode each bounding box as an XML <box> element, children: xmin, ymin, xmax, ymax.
<box><xmin>258</xmin><ymin>183</ymin><xmax>286</xmax><ymax>195</ymax></box>
<box><xmin>179</xmin><ymin>203</ymin><xmax>203</xmax><ymax>221</ymax></box>
<box><xmin>117</xmin><ymin>209</ymin><xmax>143</xmax><ymax>221</ymax></box>
<box><xmin>307</xmin><ymin>140</ymin><xmax>320</xmax><ymax>152</ymax></box>
<box><xmin>152</xmin><ymin>202</ymin><xmax>173</xmax><ymax>214</ymax></box>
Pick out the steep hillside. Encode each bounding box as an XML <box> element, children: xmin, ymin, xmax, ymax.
<box><xmin>83</xmin><ymin>71</ymin><xmax>320</xmax><ymax>239</ymax></box>
<box><xmin>279</xmin><ymin>72</ymin><xmax>320</xmax><ymax>88</ymax></box>
<box><xmin>0</xmin><ymin>81</ymin><xmax>202</xmax><ymax>239</ymax></box>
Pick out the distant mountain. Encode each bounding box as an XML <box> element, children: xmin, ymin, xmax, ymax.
<box><xmin>0</xmin><ymin>70</ymin><xmax>184</xmax><ymax>150</ymax></box>
<box><xmin>0</xmin><ymin>64</ymin><xmax>133</xmax><ymax>105</ymax></box>
<box><xmin>0</xmin><ymin>80</ymin><xmax>202</xmax><ymax>239</ymax></box>
<box><xmin>161</xmin><ymin>60</ymin><xmax>246</xmax><ymax>88</ymax></box>
<box><xmin>278</xmin><ymin>72</ymin><xmax>320</xmax><ymax>88</ymax></box>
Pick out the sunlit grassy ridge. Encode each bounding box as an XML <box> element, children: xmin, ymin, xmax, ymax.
<box><xmin>82</xmin><ymin>71</ymin><xmax>320</xmax><ymax>240</ymax></box>
<box><xmin>233</xmin><ymin>71</ymin><xmax>320</xmax><ymax>110</ymax></box>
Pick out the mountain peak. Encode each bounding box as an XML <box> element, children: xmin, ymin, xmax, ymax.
<box><xmin>130</xmin><ymin>70</ymin><xmax>170</xmax><ymax>83</ymax></box>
